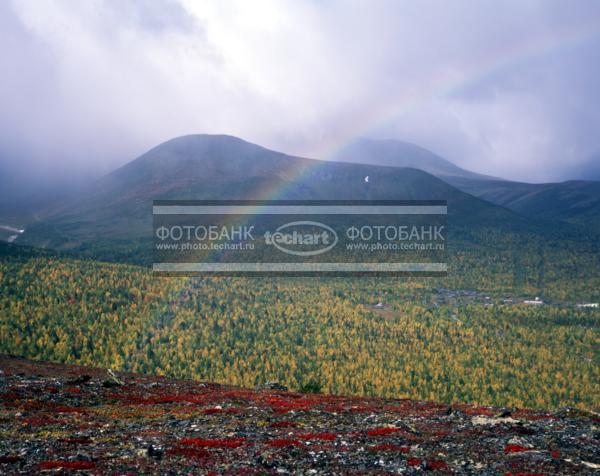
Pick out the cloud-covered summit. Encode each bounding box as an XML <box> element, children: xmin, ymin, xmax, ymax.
<box><xmin>1</xmin><ymin>0</ymin><xmax>599</xmax><ymax>184</ymax></box>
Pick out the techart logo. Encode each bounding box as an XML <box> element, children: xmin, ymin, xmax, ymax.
<box><xmin>264</xmin><ymin>221</ymin><xmax>338</xmax><ymax>256</ymax></box>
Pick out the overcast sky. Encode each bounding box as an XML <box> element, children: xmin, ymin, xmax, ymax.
<box><xmin>1</xmin><ymin>0</ymin><xmax>599</xmax><ymax>184</ymax></box>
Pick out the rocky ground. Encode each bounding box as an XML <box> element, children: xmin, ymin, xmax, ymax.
<box><xmin>0</xmin><ymin>355</ymin><xmax>599</xmax><ymax>475</ymax></box>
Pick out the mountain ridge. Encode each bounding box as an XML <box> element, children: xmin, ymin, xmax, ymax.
<box><xmin>332</xmin><ymin>138</ymin><xmax>500</xmax><ymax>181</ymax></box>
<box><xmin>446</xmin><ymin>176</ymin><xmax>600</xmax><ymax>233</ymax></box>
<box><xmin>19</xmin><ymin>134</ymin><xmax>544</xmax><ymax>253</ymax></box>
<box><xmin>329</xmin><ymin>137</ymin><xmax>600</xmax><ymax>234</ymax></box>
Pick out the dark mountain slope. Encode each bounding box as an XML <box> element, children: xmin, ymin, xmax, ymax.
<box><xmin>563</xmin><ymin>155</ymin><xmax>600</xmax><ymax>181</ymax></box>
<box><xmin>20</xmin><ymin>134</ymin><xmax>538</xmax><ymax>252</ymax></box>
<box><xmin>332</xmin><ymin>138</ymin><xmax>600</xmax><ymax>233</ymax></box>
<box><xmin>446</xmin><ymin>176</ymin><xmax>600</xmax><ymax>233</ymax></box>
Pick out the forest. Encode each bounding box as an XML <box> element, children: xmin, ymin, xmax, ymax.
<box><xmin>1</xmin><ymin>248</ymin><xmax>598</xmax><ymax>410</ymax></box>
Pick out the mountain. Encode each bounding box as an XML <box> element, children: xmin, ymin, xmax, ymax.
<box><xmin>19</xmin><ymin>134</ymin><xmax>539</xmax><ymax>254</ymax></box>
<box><xmin>561</xmin><ymin>155</ymin><xmax>600</xmax><ymax>181</ymax></box>
<box><xmin>332</xmin><ymin>138</ymin><xmax>600</xmax><ymax>234</ymax></box>
<box><xmin>0</xmin><ymin>161</ymin><xmax>93</xmax><ymax>228</ymax></box>
<box><xmin>446</xmin><ymin>176</ymin><xmax>600</xmax><ymax>234</ymax></box>
<box><xmin>332</xmin><ymin>138</ymin><xmax>498</xmax><ymax>180</ymax></box>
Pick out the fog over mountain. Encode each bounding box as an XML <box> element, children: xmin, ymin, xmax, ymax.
<box><xmin>1</xmin><ymin>0</ymin><xmax>600</xmax><ymax>188</ymax></box>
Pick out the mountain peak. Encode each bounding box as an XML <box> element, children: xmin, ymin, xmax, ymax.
<box><xmin>333</xmin><ymin>138</ymin><xmax>499</xmax><ymax>180</ymax></box>
<box><xmin>135</xmin><ymin>134</ymin><xmax>282</xmax><ymax>166</ymax></box>
<box><xmin>149</xmin><ymin>133</ymin><xmax>258</xmax><ymax>150</ymax></box>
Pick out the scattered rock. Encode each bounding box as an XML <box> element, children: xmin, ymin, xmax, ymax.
<box><xmin>66</xmin><ymin>374</ymin><xmax>92</xmax><ymax>385</ymax></box>
<box><xmin>106</xmin><ymin>368</ymin><xmax>124</xmax><ymax>385</ymax></box>
<box><xmin>0</xmin><ymin>355</ymin><xmax>597</xmax><ymax>474</ymax></box>
<box><xmin>507</xmin><ymin>436</ymin><xmax>533</xmax><ymax>448</ymax></box>
<box><xmin>472</xmin><ymin>415</ymin><xmax>520</xmax><ymax>426</ymax></box>
<box><xmin>256</xmin><ymin>381</ymin><xmax>288</xmax><ymax>391</ymax></box>
<box><xmin>147</xmin><ymin>445</ymin><xmax>164</xmax><ymax>460</ymax></box>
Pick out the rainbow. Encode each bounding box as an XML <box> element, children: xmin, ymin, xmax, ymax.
<box><xmin>244</xmin><ymin>15</ymin><xmax>600</xmax><ymax>202</ymax></box>
<box><xmin>317</xmin><ymin>15</ymin><xmax>600</xmax><ymax>164</ymax></box>
<box><xmin>201</xmin><ymin>17</ymin><xmax>600</xmax><ymax>263</ymax></box>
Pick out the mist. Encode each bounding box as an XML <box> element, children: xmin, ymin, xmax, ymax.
<box><xmin>1</xmin><ymin>0</ymin><xmax>600</xmax><ymax>187</ymax></box>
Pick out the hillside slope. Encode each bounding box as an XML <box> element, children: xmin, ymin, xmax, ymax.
<box><xmin>446</xmin><ymin>177</ymin><xmax>600</xmax><ymax>233</ymax></box>
<box><xmin>333</xmin><ymin>138</ymin><xmax>600</xmax><ymax>233</ymax></box>
<box><xmin>1</xmin><ymin>355</ymin><xmax>598</xmax><ymax>474</ymax></box>
<box><xmin>563</xmin><ymin>155</ymin><xmax>600</xmax><ymax>181</ymax></box>
<box><xmin>19</xmin><ymin>134</ymin><xmax>539</xmax><ymax>253</ymax></box>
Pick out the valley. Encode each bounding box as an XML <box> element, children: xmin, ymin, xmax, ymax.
<box><xmin>0</xmin><ymin>133</ymin><xmax>599</xmax><ymax>475</ymax></box>
<box><xmin>1</xmin><ymin>135</ymin><xmax>598</xmax><ymax>414</ymax></box>
<box><xmin>1</xmin><ymin>249</ymin><xmax>598</xmax><ymax>411</ymax></box>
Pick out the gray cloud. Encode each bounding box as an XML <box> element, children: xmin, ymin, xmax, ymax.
<box><xmin>1</xmin><ymin>0</ymin><xmax>599</xmax><ymax>184</ymax></box>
